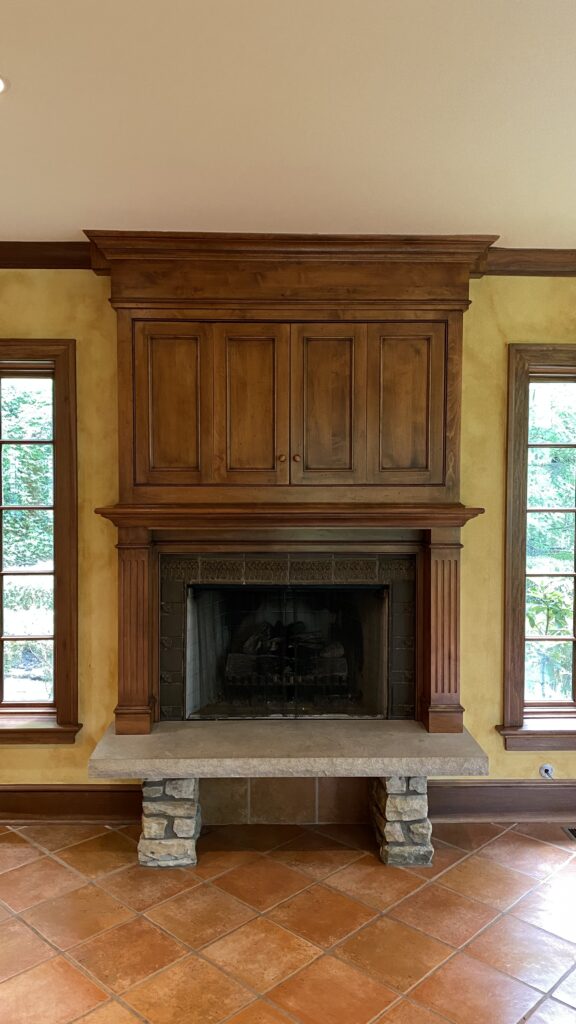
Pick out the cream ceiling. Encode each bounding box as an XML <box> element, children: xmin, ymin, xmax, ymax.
<box><xmin>1</xmin><ymin>0</ymin><xmax>575</xmax><ymax>245</ymax></box>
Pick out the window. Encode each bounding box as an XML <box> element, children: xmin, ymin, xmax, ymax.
<box><xmin>0</xmin><ymin>340</ymin><xmax>79</xmax><ymax>743</ymax></box>
<box><xmin>500</xmin><ymin>344</ymin><xmax>576</xmax><ymax>750</ymax></box>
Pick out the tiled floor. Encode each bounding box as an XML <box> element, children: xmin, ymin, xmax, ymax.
<box><xmin>0</xmin><ymin>821</ymin><xmax>575</xmax><ymax>1023</ymax></box>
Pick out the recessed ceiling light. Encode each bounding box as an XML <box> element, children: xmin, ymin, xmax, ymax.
<box><xmin>0</xmin><ymin>77</ymin><xmax>9</xmax><ymax>94</ymax></box>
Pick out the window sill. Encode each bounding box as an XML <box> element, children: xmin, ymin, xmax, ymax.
<box><xmin>498</xmin><ymin>719</ymin><xmax>576</xmax><ymax>751</ymax></box>
<box><xmin>0</xmin><ymin>715</ymin><xmax>82</xmax><ymax>745</ymax></box>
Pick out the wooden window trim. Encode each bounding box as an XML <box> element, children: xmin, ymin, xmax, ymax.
<box><xmin>0</xmin><ymin>340</ymin><xmax>80</xmax><ymax>744</ymax></box>
<box><xmin>499</xmin><ymin>344</ymin><xmax>576</xmax><ymax>750</ymax></box>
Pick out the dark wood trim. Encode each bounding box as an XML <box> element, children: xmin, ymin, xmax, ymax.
<box><xmin>498</xmin><ymin>720</ymin><xmax>576</xmax><ymax>750</ymax></box>
<box><xmin>0</xmin><ymin>341</ymin><xmax>79</xmax><ymax>743</ymax></box>
<box><xmin>429</xmin><ymin>779</ymin><xmax>576</xmax><ymax>821</ymax></box>
<box><xmin>0</xmin><ymin>242</ymin><xmax>90</xmax><ymax>270</ymax></box>
<box><xmin>485</xmin><ymin>248</ymin><xmax>576</xmax><ymax>277</ymax></box>
<box><xmin>0</xmin><ymin>780</ymin><xmax>574</xmax><ymax>824</ymax></box>
<box><xmin>96</xmin><ymin>502</ymin><xmax>485</xmax><ymax>531</ymax></box>
<box><xmin>1</xmin><ymin>241</ymin><xmax>576</xmax><ymax>277</ymax></box>
<box><xmin>503</xmin><ymin>345</ymin><xmax>576</xmax><ymax>741</ymax></box>
<box><xmin>0</xmin><ymin>784</ymin><xmax>141</xmax><ymax>821</ymax></box>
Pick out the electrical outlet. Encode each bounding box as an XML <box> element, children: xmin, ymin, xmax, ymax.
<box><xmin>540</xmin><ymin>764</ymin><xmax>555</xmax><ymax>780</ymax></box>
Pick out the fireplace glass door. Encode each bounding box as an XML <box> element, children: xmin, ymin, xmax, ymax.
<box><xmin>185</xmin><ymin>585</ymin><xmax>388</xmax><ymax>719</ymax></box>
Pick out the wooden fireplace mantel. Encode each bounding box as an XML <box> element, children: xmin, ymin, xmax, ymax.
<box><xmin>88</xmin><ymin>230</ymin><xmax>494</xmax><ymax>736</ymax></box>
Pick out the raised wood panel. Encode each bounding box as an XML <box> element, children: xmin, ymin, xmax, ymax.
<box><xmin>213</xmin><ymin>325</ymin><xmax>289</xmax><ymax>484</ymax></box>
<box><xmin>133</xmin><ymin>322</ymin><xmax>213</xmax><ymax>485</ymax></box>
<box><xmin>291</xmin><ymin>325</ymin><xmax>367</xmax><ymax>484</ymax></box>
<box><xmin>367</xmin><ymin>323</ymin><xmax>446</xmax><ymax>486</ymax></box>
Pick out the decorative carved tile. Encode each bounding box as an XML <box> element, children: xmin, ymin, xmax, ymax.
<box><xmin>333</xmin><ymin>557</ymin><xmax>379</xmax><ymax>583</ymax></box>
<box><xmin>199</xmin><ymin>557</ymin><xmax>245</xmax><ymax>583</ymax></box>
<box><xmin>244</xmin><ymin>557</ymin><xmax>290</xmax><ymax>583</ymax></box>
<box><xmin>161</xmin><ymin>558</ymin><xmax>200</xmax><ymax>583</ymax></box>
<box><xmin>378</xmin><ymin>557</ymin><xmax>416</xmax><ymax>582</ymax></box>
<box><xmin>289</xmin><ymin>557</ymin><xmax>333</xmax><ymax>583</ymax></box>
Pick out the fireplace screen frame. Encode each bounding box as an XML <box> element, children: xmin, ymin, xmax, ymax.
<box><xmin>159</xmin><ymin>553</ymin><xmax>417</xmax><ymax>722</ymax></box>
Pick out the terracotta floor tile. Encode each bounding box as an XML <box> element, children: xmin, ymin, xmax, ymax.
<box><xmin>381</xmin><ymin>1001</ymin><xmax>454</xmax><ymax>1023</ymax></box>
<box><xmin>478</xmin><ymin>830</ymin><xmax>571</xmax><ymax>879</ymax></box>
<box><xmin>97</xmin><ymin>862</ymin><xmax>200</xmax><ymax>912</ymax></box>
<box><xmin>269</xmin><ymin>954</ymin><xmax>397</xmax><ymax>1024</ymax></box>
<box><xmin>312</xmin><ymin>823</ymin><xmax>379</xmax><ymax>852</ymax></box>
<box><xmin>213</xmin><ymin>856</ymin><xmax>310</xmax><ymax>910</ymax></box>
<box><xmin>0</xmin><ymin>918</ymin><xmax>55</xmax><ymax>982</ymax></box>
<box><xmin>412</xmin><ymin>952</ymin><xmax>541</xmax><ymax>1024</ymax></box>
<box><xmin>208</xmin><ymin>824</ymin><xmax>305</xmax><ymax>851</ymax></box>
<box><xmin>430</xmin><ymin>823</ymin><xmax>507</xmax><ymax>851</ymax></box>
<box><xmin>269</xmin><ymin>830</ymin><xmax>364</xmax><ymax>880</ymax></box>
<box><xmin>0</xmin><ymin>956</ymin><xmax>107</xmax><ymax>1024</ymax></box>
<box><xmin>146</xmin><ymin>883</ymin><xmax>256</xmax><ymax>947</ymax></box>
<box><xmin>56</xmin><ymin>831</ymin><xmax>138</xmax><ymax>878</ymax></box>
<box><xmin>337</xmin><ymin>916</ymin><xmax>451</xmax><ymax>992</ymax></box>
<box><xmin>224</xmin><ymin>1003</ymin><xmax>293</xmax><ymax>1023</ymax></box>
<box><xmin>438</xmin><ymin>853</ymin><xmax>536</xmax><ymax>910</ymax></box>
<box><xmin>555</xmin><ymin>968</ymin><xmax>576</xmax><ymax>1009</ymax></box>
<box><xmin>0</xmin><ymin>830</ymin><xmax>41</xmax><ymax>873</ymax></box>
<box><xmin>0</xmin><ymin>855</ymin><xmax>84</xmax><ymax>911</ymax></box>
<box><xmin>16</xmin><ymin>823</ymin><xmax>108</xmax><ymax>851</ymax></box>
<box><xmin>389</xmin><ymin>883</ymin><xmax>498</xmax><ymax>946</ymax></box>
<box><xmin>124</xmin><ymin>954</ymin><xmax>252</xmax><ymax>1024</ymax></box>
<box><xmin>71</xmin><ymin>916</ymin><xmax>187</xmax><ymax>993</ymax></box>
<box><xmin>512</xmin><ymin>879</ymin><xmax>576</xmax><ymax>944</ymax></box>
<box><xmin>22</xmin><ymin>884</ymin><xmax>134</xmax><ymax>949</ymax></box>
<box><xmin>267</xmin><ymin>883</ymin><xmax>377</xmax><ymax>947</ymax></box>
<box><xmin>187</xmin><ymin>843</ymin><xmax>261</xmax><ymax>880</ymax></box>
<box><xmin>74</xmin><ymin>1003</ymin><xmax>142</xmax><ymax>1023</ymax></box>
<box><xmin>0</xmin><ymin>826</ymin><xmax>9</xmax><ymax>834</ymax></box>
<box><xmin>0</xmin><ymin>902</ymin><xmax>9</xmax><ymax>922</ymax></box>
<box><xmin>514</xmin><ymin>823</ymin><xmax>576</xmax><ymax>850</ymax></box>
<box><xmin>403</xmin><ymin>841</ymin><xmax>466</xmax><ymax>880</ymax></box>
<box><xmin>529</xmin><ymin>1000</ymin><xmax>576</xmax><ymax>1023</ymax></box>
<box><xmin>467</xmin><ymin>915</ymin><xmax>576</xmax><ymax>991</ymax></box>
<box><xmin>204</xmin><ymin>916</ymin><xmax>320</xmax><ymax>991</ymax></box>
<box><xmin>326</xmin><ymin>853</ymin><xmax>422</xmax><ymax>911</ymax></box>
<box><xmin>116</xmin><ymin>823</ymin><xmax>141</xmax><ymax>843</ymax></box>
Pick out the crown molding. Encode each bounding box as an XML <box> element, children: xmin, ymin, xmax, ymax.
<box><xmin>0</xmin><ymin>239</ymin><xmax>575</xmax><ymax>277</ymax></box>
<box><xmin>0</xmin><ymin>242</ymin><xmax>91</xmax><ymax>270</ymax></box>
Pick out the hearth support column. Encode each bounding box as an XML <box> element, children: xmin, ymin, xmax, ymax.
<box><xmin>138</xmin><ymin>779</ymin><xmax>202</xmax><ymax>867</ymax></box>
<box><xmin>370</xmin><ymin>776</ymin><xmax>433</xmax><ymax>866</ymax></box>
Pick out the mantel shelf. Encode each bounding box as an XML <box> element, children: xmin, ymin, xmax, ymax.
<box><xmin>96</xmin><ymin>502</ymin><xmax>484</xmax><ymax>531</ymax></box>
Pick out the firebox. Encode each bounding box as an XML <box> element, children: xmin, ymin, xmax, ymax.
<box><xmin>159</xmin><ymin>553</ymin><xmax>416</xmax><ymax>721</ymax></box>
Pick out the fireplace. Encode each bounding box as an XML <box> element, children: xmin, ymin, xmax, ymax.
<box><xmin>160</xmin><ymin>553</ymin><xmax>416</xmax><ymax>722</ymax></box>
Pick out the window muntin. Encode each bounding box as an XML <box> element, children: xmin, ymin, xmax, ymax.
<box><xmin>0</xmin><ymin>374</ymin><xmax>55</xmax><ymax>703</ymax></box>
<box><xmin>524</xmin><ymin>378</ymin><xmax>576</xmax><ymax>706</ymax></box>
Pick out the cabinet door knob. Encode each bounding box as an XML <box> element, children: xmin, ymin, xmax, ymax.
<box><xmin>292</xmin><ymin>454</ymin><xmax>302</xmax><ymax>463</ymax></box>
<box><xmin>277</xmin><ymin>454</ymin><xmax>287</xmax><ymax>463</ymax></box>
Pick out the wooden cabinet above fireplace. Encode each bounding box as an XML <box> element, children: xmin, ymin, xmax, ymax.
<box><xmin>132</xmin><ymin>318</ymin><xmax>448</xmax><ymax>495</ymax></box>
<box><xmin>88</xmin><ymin>231</ymin><xmax>495</xmax><ymax>736</ymax></box>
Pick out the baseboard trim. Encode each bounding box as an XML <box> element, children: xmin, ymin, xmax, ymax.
<box><xmin>428</xmin><ymin>779</ymin><xmax>576</xmax><ymax>822</ymax></box>
<box><xmin>0</xmin><ymin>779</ymin><xmax>575</xmax><ymax>824</ymax></box>
<box><xmin>0</xmin><ymin>784</ymin><xmax>142</xmax><ymax>822</ymax></box>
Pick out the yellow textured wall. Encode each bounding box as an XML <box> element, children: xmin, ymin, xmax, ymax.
<box><xmin>462</xmin><ymin>276</ymin><xmax>576</xmax><ymax>779</ymax></box>
<box><xmin>0</xmin><ymin>271</ymin><xmax>575</xmax><ymax>783</ymax></box>
<box><xmin>0</xmin><ymin>271</ymin><xmax>118</xmax><ymax>782</ymax></box>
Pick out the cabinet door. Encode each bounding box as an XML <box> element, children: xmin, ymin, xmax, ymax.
<box><xmin>366</xmin><ymin>323</ymin><xmax>446</xmax><ymax>485</ymax></box>
<box><xmin>291</xmin><ymin>325</ymin><xmax>367</xmax><ymax>484</ymax></box>
<box><xmin>134</xmin><ymin>322</ymin><xmax>213</xmax><ymax>485</ymax></box>
<box><xmin>213</xmin><ymin>324</ymin><xmax>290</xmax><ymax>484</ymax></box>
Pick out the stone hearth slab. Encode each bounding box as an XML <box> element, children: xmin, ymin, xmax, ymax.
<box><xmin>89</xmin><ymin>720</ymin><xmax>488</xmax><ymax>780</ymax></box>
